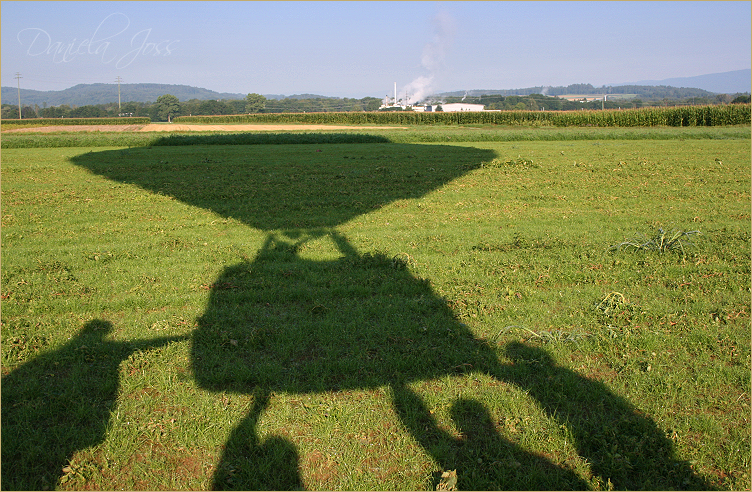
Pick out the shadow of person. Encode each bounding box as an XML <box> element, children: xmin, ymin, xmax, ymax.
<box><xmin>1</xmin><ymin>319</ymin><xmax>187</xmax><ymax>490</ymax></box>
<box><xmin>211</xmin><ymin>388</ymin><xmax>303</xmax><ymax>491</ymax></box>
<box><xmin>392</xmin><ymin>387</ymin><xmax>590</xmax><ymax>490</ymax></box>
<box><xmin>497</xmin><ymin>342</ymin><xmax>714</xmax><ymax>490</ymax></box>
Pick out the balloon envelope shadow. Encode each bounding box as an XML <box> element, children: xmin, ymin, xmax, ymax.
<box><xmin>69</xmin><ymin>136</ymin><xmax>494</xmax><ymax>231</ymax></box>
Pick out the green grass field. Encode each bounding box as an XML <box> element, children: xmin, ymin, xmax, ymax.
<box><xmin>2</xmin><ymin>126</ymin><xmax>750</xmax><ymax>490</ymax></box>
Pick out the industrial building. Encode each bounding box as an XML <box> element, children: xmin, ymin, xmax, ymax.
<box><xmin>378</xmin><ymin>83</ymin><xmax>488</xmax><ymax>112</ymax></box>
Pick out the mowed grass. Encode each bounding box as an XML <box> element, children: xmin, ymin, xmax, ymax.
<box><xmin>1</xmin><ymin>129</ymin><xmax>750</xmax><ymax>490</ymax></box>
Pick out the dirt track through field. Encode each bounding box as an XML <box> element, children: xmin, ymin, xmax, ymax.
<box><xmin>3</xmin><ymin>123</ymin><xmax>406</xmax><ymax>133</ymax></box>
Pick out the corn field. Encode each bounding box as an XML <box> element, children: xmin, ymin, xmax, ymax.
<box><xmin>1</xmin><ymin>105</ymin><xmax>748</xmax><ymax>128</ymax></box>
<box><xmin>173</xmin><ymin>104</ymin><xmax>750</xmax><ymax>127</ymax></box>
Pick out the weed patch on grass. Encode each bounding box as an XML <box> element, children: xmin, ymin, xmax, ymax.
<box><xmin>611</xmin><ymin>227</ymin><xmax>701</xmax><ymax>256</ymax></box>
<box><xmin>481</xmin><ymin>156</ymin><xmax>538</xmax><ymax>169</ymax></box>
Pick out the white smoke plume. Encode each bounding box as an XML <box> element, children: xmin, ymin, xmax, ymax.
<box><xmin>404</xmin><ymin>76</ymin><xmax>434</xmax><ymax>105</ymax></box>
<box><xmin>403</xmin><ymin>11</ymin><xmax>455</xmax><ymax>104</ymax></box>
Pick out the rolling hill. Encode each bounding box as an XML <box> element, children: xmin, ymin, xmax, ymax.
<box><xmin>616</xmin><ymin>69</ymin><xmax>750</xmax><ymax>95</ymax></box>
<box><xmin>2</xmin><ymin>69</ymin><xmax>749</xmax><ymax>108</ymax></box>
<box><xmin>0</xmin><ymin>83</ymin><xmax>247</xmax><ymax>107</ymax></box>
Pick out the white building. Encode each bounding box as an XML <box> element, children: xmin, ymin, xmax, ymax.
<box><xmin>438</xmin><ymin>103</ymin><xmax>486</xmax><ymax>112</ymax></box>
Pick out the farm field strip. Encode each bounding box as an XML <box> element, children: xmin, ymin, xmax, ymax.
<box><xmin>137</xmin><ymin>123</ymin><xmax>408</xmax><ymax>132</ymax></box>
<box><xmin>2</xmin><ymin>125</ymin><xmax>749</xmax><ymax>151</ymax></box>
<box><xmin>2</xmin><ymin>123</ymin><xmax>409</xmax><ymax>133</ymax></box>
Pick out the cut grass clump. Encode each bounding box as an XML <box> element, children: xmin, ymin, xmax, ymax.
<box><xmin>595</xmin><ymin>291</ymin><xmax>629</xmax><ymax>317</ymax></box>
<box><xmin>494</xmin><ymin>325</ymin><xmax>590</xmax><ymax>345</ymax></box>
<box><xmin>481</xmin><ymin>156</ymin><xmax>538</xmax><ymax>169</ymax></box>
<box><xmin>610</xmin><ymin>228</ymin><xmax>701</xmax><ymax>256</ymax></box>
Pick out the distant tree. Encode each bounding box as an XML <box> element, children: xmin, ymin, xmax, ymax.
<box><xmin>565</xmin><ymin>83</ymin><xmax>595</xmax><ymax>94</ymax></box>
<box><xmin>715</xmin><ymin>94</ymin><xmax>735</xmax><ymax>104</ymax></box>
<box><xmin>1</xmin><ymin>105</ymin><xmax>39</xmax><ymax>119</ymax></box>
<box><xmin>156</xmin><ymin>94</ymin><xmax>180</xmax><ymax>122</ymax></box>
<box><xmin>245</xmin><ymin>93</ymin><xmax>267</xmax><ymax>113</ymax></box>
<box><xmin>226</xmin><ymin>99</ymin><xmax>246</xmax><ymax>114</ymax></box>
<box><xmin>148</xmin><ymin>103</ymin><xmax>161</xmax><ymax>122</ymax></box>
<box><xmin>70</xmin><ymin>105</ymin><xmax>104</xmax><ymax>118</ymax></box>
<box><xmin>180</xmin><ymin>99</ymin><xmax>201</xmax><ymax>117</ymax></box>
<box><xmin>16</xmin><ymin>106</ymin><xmax>38</xmax><ymax>118</ymax></box>
<box><xmin>363</xmin><ymin>97</ymin><xmax>382</xmax><ymax>111</ymax></box>
<box><xmin>732</xmin><ymin>94</ymin><xmax>751</xmax><ymax>104</ymax></box>
<box><xmin>120</xmin><ymin>101</ymin><xmax>146</xmax><ymax>117</ymax></box>
<box><xmin>198</xmin><ymin>99</ymin><xmax>231</xmax><ymax>115</ymax></box>
<box><xmin>1</xmin><ymin>104</ymin><xmax>18</xmax><ymax>119</ymax></box>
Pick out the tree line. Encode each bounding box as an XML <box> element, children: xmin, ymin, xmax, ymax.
<box><xmin>2</xmin><ymin>91</ymin><xmax>748</xmax><ymax>121</ymax></box>
<box><xmin>0</xmin><ymin>93</ymin><xmax>383</xmax><ymax>121</ymax></box>
<box><xmin>439</xmin><ymin>93</ymin><xmax>750</xmax><ymax>111</ymax></box>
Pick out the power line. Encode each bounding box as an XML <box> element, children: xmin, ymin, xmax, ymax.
<box><xmin>12</xmin><ymin>74</ymin><xmax>86</xmax><ymax>85</ymax></box>
<box><xmin>115</xmin><ymin>76</ymin><xmax>123</xmax><ymax>110</ymax></box>
<box><xmin>15</xmin><ymin>72</ymin><xmax>22</xmax><ymax>120</ymax></box>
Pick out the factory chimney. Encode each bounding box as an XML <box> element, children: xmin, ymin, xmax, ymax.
<box><xmin>394</xmin><ymin>82</ymin><xmax>397</xmax><ymax>105</ymax></box>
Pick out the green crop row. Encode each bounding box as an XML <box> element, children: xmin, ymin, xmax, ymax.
<box><xmin>2</xmin><ymin>126</ymin><xmax>749</xmax><ymax>149</ymax></box>
<box><xmin>174</xmin><ymin>104</ymin><xmax>750</xmax><ymax>127</ymax></box>
<box><xmin>0</xmin><ymin>117</ymin><xmax>151</xmax><ymax>127</ymax></box>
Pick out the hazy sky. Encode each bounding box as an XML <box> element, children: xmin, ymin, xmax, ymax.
<box><xmin>2</xmin><ymin>1</ymin><xmax>750</xmax><ymax>98</ymax></box>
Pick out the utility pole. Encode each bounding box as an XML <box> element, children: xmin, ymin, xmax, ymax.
<box><xmin>115</xmin><ymin>76</ymin><xmax>123</xmax><ymax>112</ymax></box>
<box><xmin>15</xmin><ymin>72</ymin><xmax>22</xmax><ymax>119</ymax></box>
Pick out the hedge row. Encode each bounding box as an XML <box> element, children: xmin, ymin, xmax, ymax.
<box><xmin>0</xmin><ymin>117</ymin><xmax>151</xmax><ymax>127</ymax></box>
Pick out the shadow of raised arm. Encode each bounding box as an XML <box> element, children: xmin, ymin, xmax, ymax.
<box><xmin>1</xmin><ymin>319</ymin><xmax>189</xmax><ymax>490</ymax></box>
